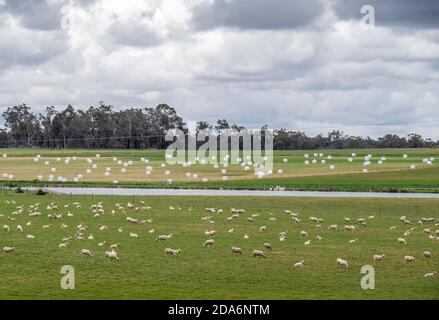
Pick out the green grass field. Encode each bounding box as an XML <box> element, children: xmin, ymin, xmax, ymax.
<box><xmin>1</xmin><ymin>192</ymin><xmax>438</xmax><ymax>300</ymax></box>
<box><xmin>1</xmin><ymin>148</ymin><xmax>439</xmax><ymax>193</ymax></box>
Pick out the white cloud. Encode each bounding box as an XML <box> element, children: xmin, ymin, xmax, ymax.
<box><xmin>0</xmin><ymin>0</ymin><xmax>438</xmax><ymax>138</ymax></box>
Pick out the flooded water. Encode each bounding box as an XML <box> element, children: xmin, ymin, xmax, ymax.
<box><xmin>27</xmin><ymin>187</ymin><xmax>439</xmax><ymax>199</ymax></box>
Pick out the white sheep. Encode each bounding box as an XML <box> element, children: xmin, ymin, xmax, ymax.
<box><xmin>374</xmin><ymin>254</ymin><xmax>385</xmax><ymax>262</ymax></box>
<box><xmin>3</xmin><ymin>225</ymin><xmax>10</xmax><ymax>232</ymax></box>
<box><xmin>264</xmin><ymin>243</ymin><xmax>272</xmax><ymax>250</ymax></box>
<box><xmin>424</xmin><ymin>271</ymin><xmax>437</xmax><ymax>278</ymax></box>
<box><xmin>105</xmin><ymin>250</ymin><xmax>120</xmax><ymax>261</ymax></box>
<box><xmin>337</xmin><ymin>258</ymin><xmax>348</xmax><ymax>268</ymax></box>
<box><xmin>349</xmin><ymin>239</ymin><xmax>358</xmax><ymax>245</ymax></box>
<box><xmin>3</xmin><ymin>247</ymin><xmax>15</xmax><ymax>253</ymax></box>
<box><xmin>424</xmin><ymin>251</ymin><xmax>432</xmax><ymax>258</ymax></box>
<box><xmin>328</xmin><ymin>225</ymin><xmax>338</xmax><ymax>230</ymax></box>
<box><xmin>398</xmin><ymin>238</ymin><xmax>407</xmax><ymax>245</ymax></box>
<box><xmin>156</xmin><ymin>234</ymin><xmax>172</xmax><ymax>241</ymax></box>
<box><xmin>16</xmin><ymin>225</ymin><xmax>23</xmax><ymax>232</ymax></box>
<box><xmin>204</xmin><ymin>230</ymin><xmax>216</xmax><ymax>237</ymax></box>
<box><xmin>232</xmin><ymin>247</ymin><xmax>242</xmax><ymax>254</ymax></box>
<box><xmin>300</xmin><ymin>230</ymin><xmax>308</xmax><ymax>237</ymax></box>
<box><xmin>203</xmin><ymin>239</ymin><xmax>214</xmax><ymax>248</ymax></box>
<box><xmin>81</xmin><ymin>249</ymin><xmax>92</xmax><ymax>257</ymax></box>
<box><xmin>294</xmin><ymin>260</ymin><xmax>305</xmax><ymax>268</ymax></box>
<box><xmin>404</xmin><ymin>256</ymin><xmax>416</xmax><ymax>263</ymax></box>
<box><xmin>252</xmin><ymin>250</ymin><xmax>266</xmax><ymax>258</ymax></box>
<box><xmin>165</xmin><ymin>248</ymin><xmax>181</xmax><ymax>256</ymax></box>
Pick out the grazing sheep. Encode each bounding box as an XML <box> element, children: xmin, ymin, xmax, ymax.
<box><xmin>61</xmin><ymin>236</ymin><xmax>71</xmax><ymax>243</ymax></box>
<box><xmin>349</xmin><ymin>239</ymin><xmax>358</xmax><ymax>245</ymax></box>
<box><xmin>294</xmin><ymin>260</ymin><xmax>305</xmax><ymax>268</ymax></box>
<box><xmin>203</xmin><ymin>239</ymin><xmax>214</xmax><ymax>248</ymax></box>
<box><xmin>279</xmin><ymin>231</ymin><xmax>288</xmax><ymax>238</ymax></box>
<box><xmin>204</xmin><ymin>230</ymin><xmax>216</xmax><ymax>237</ymax></box>
<box><xmin>300</xmin><ymin>231</ymin><xmax>308</xmax><ymax>237</ymax></box>
<box><xmin>165</xmin><ymin>248</ymin><xmax>181</xmax><ymax>256</ymax></box>
<box><xmin>337</xmin><ymin>258</ymin><xmax>348</xmax><ymax>268</ymax></box>
<box><xmin>344</xmin><ymin>225</ymin><xmax>355</xmax><ymax>231</ymax></box>
<box><xmin>81</xmin><ymin>249</ymin><xmax>92</xmax><ymax>257</ymax></box>
<box><xmin>424</xmin><ymin>251</ymin><xmax>432</xmax><ymax>258</ymax></box>
<box><xmin>264</xmin><ymin>243</ymin><xmax>272</xmax><ymax>250</ymax></box>
<box><xmin>26</xmin><ymin>234</ymin><xmax>35</xmax><ymax>239</ymax></box>
<box><xmin>3</xmin><ymin>225</ymin><xmax>10</xmax><ymax>232</ymax></box>
<box><xmin>259</xmin><ymin>226</ymin><xmax>267</xmax><ymax>232</ymax></box>
<box><xmin>404</xmin><ymin>256</ymin><xmax>416</xmax><ymax>263</ymax></box>
<box><xmin>59</xmin><ymin>243</ymin><xmax>68</xmax><ymax>248</ymax></box>
<box><xmin>328</xmin><ymin>225</ymin><xmax>338</xmax><ymax>230</ymax></box>
<box><xmin>105</xmin><ymin>250</ymin><xmax>120</xmax><ymax>261</ymax></box>
<box><xmin>244</xmin><ymin>234</ymin><xmax>250</xmax><ymax>240</ymax></box>
<box><xmin>304</xmin><ymin>240</ymin><xmax>311</xmax><ymax>246</ymax></box>
<box><xmin>156</xmin><ymin>234</ymin><xmax>172</xmax><ymax>241</ymax></box>
<box><xmin>316</xmin><ymin>235</ymin><xmax>322</xmax><ymax>241</ymax></box>
<box><xmin>130</xmin><ymin>232</ymin><xmax>138</xmax><ymax>238</ymax></box>
<box><xmin>310</xmin><ymin>217</ymin><xmax>319</xmax><ymax>223</ymax></box>
<box><xmin>3</xmin><ymin>247</ymin><xmax>15</xmax><ymax>254</ymax></box>
<box><xmin>252</xmin><ymin>250</ymin><xmax>266</xmax><ymax>258</ymax></box>
<box><xmin>16</xmin><ymin>225</ymin><xmax>23</xmax><ymax>232</ymax></box>
<box><xmin>247</xmin><ymin>218</ymin><xmax>254</xmax><ymax>223</ymax></box>
<box><xmin>126</xmin><ymin>217</ymin><xmax>139</xmax><ymax>224</ymax></box>
<box><xmin>424</xmin><ymin>271</ymin><xmax>437</xmax><ymax>278</ymax></box>
<box><xmin>374</xmin><ymin>254</ymin><xmax>385</xmax><ymax>262</ymax></box>
<box><xmin>398</xmin><ymin>238</ymin><xmax>407</xmax><ymax>245</ymax></box>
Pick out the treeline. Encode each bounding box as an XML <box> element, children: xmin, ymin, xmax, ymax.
<box><xmin>0</xmin><ymin>103</ymin><xmax>437</xmax><ymax>149</ymax></box>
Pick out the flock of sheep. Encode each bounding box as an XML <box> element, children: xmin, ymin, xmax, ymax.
<box><xmin>1</xmin><ymin>198</ymin><xmax>438</xmax><ymax>281</ymax></box>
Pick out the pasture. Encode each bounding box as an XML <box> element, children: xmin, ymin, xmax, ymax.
<box><xmin>1</xmin><ymin>148</ymin><xmax>439</xmax><ymax>192</ymax></box>
<box><xmin>0</xmin><ymin>193</ymin><xmax>438</xmax><ymax>300</ymax></box>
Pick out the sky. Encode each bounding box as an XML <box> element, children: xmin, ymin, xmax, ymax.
<box><xmin>0</xmin><ymin>0</ymin><xmax>439</xmax><ymax>138</ymax></box>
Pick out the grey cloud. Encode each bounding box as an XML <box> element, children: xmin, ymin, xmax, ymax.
<box><xmin>0</xmin><ymin>0</ymin><xmax>94</xmax><ymax>30</ymax></box>
<box><xmin>192</xmin><ymin>0</ymin><xmax>324</xmax><ymax>30</ymax></box>
<box><xmin>107</xmin><ymin>20</ymin><xmax>161</xmax><ymax>48</ymax></box>
<box><xmin>334</xmin><ymin>0</ymin><xmax>439</xmax><ymax>29</ymax></box>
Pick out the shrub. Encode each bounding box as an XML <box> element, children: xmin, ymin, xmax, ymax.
<box><xmin>36</xmin><ymin>189</ymin><xmax>47</xmax><ymax>196</ymax></box>
<box><xmin>15</xmin><ymin>187</ymin><xmax>24</xmax><ymax>194</ymax></box>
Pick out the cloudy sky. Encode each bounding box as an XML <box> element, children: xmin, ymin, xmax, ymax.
<box><xmin>0</xmin><ymin>0</ymin><xmax>439</xmax><ymax>138</ymax></box>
